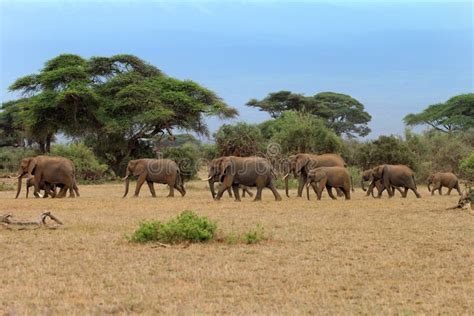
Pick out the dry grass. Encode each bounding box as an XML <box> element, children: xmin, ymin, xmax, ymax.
<box><xmin>0</xmin><ymin>179</ymin><xmax>473</xmax><ymax>314</ymax></box>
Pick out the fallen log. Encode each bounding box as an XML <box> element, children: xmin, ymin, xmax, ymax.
<box><xmin>0</xmin><ymin>211</ymin><xmax>63</xmax><ymax>230</ymax></box>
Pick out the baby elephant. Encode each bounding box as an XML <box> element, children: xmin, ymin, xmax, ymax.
<box><xmin>305</xmin><ymin>167</ymin><xmax>352</xmax><ymax>200</ymax></box>
<box><xmin>427</xmin><ymin>172</ymin><xmax>462</xmax><ymax>196</ymax></box>
<box><xmin>26</xmin><ymin>176</ymin><xmax>57</xmax><ymax>198</ymax></box>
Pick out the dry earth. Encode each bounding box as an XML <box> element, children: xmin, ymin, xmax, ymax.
<box><xmin>0</xmin><ymin>179</ymin><xmax>473</xmax><ymax>314</ymax></box>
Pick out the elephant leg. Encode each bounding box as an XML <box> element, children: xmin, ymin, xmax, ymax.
<box><xmin>134</xmin><ymin>174</ymin><xmax>147</xmax><ymax>197</ymax></box>
<box><xmin>411</xmin><ymin>186</ymin><xmax>421</xmax><ymax>198</ymax></box>
<box><xmin>241</xmin><ymin>187</ymin><xmax>246</xmax><ymax>198</ymax></box>
<box><xmin>447</xmin><ymin>187</ymin><xmax>452</xmax><ymax>195</ymax></box>
<box><xmin>395</xmin><ymin>186</ymin><xmax>404</xmax><ymax>196</ymax></box>
<box><xmin>297</xmin><ymin>175</ymin><xmax>306</xmax><ymax>197</ymax></box>
<box><xmin>215</xmin><ymin>184</ymin><xmax>229</xmax><ymax>201</ymax></box>
<box><xmin>336</xmin><ymin>188</ymin><xmax>344</xmax><ymax>197</ymax></box>
<box><xmin>73</xmin><ymin>183</ymin><xmax>80</xmax><ymax>197</ymax></box>
<box><xmin>57</xmin><ymin>187</ymin><xmax>68</xmax><ymax>198</ymax></box>
<box><xmin>455</xmin><ymin>183</ymin><xmax>462</xmax><ymax>196</ymax></box>
<box><xmin>147</xmin><ymin>181</ymin><xmax>157</xmax><ymax>197</ymax></box>
<box><xmin>343</xmin><ymin>186</ymin><xmax>351</xmax><ymax>200</ymax></box>
<box><xmin>268</xmin><ymin>182</ymin><xmax>282</xmax><ymax>201</ymax></box>
<box><xmin>69</xmin><ymin>186</ymin><xmax>76</xmax><ymax>198</ymax></box>
<box><xmin>366</xmin><ymin>181</ymin><xmax>376</xmax><ymax>197</ymax></box>
<box><xmin>167</xmin><ymin>184</ymin><xmax>175</xmax><ymax>197</ymax></box>
<box><xmin>327</xmin><ymin>186</ymin><xmax>337</xmax><ymax>200</ymax></box>
<box><xmin>232</xmin><ymin>184</ymin><xmax>241</xmax><ymax>202</ymax></box>
<box><xmin>431</xmin><ymin>186</ymin><xmax>436</xmax><ymax>195</ymax></box>
<box><xmin>402</xmin><ymin>187</ymin><xmax>408</xmax><ymax>198</ymax></box>
<box><xmin>244</xmin><ymin>187</ymin><xmax>253</xmax><ymax>197</ymax></box>
<box><xmin>438</xmin><ymin>186</ymin><xmax>442</xmax><ymax>195</ymax></box>
<box><xmin>254</xmin><ymin>186</ymin><xmax>263</xmax><ymax>201</ymax></box>
<box><xmin>174</xmin><ymin>183</ymin><xmax>186</xmax><ymax>197</ymax></box>
<box><xmin>227</xmin><ymin>187</ymin><xmax>233</xmax><ymax>197</ymax></box>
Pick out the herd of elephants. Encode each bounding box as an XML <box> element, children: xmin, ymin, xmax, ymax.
<box><xmin>12</xmin><ymin>153</ymin><xmax>463</xmax><ymax>201</ymax></box>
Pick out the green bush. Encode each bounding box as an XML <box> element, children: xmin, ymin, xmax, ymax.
<box><xmin>274</xmin><ymin>177</ymin><xmax>298</xmax><ymax>190</ymax></box>
<box><xmin>460</xmin><ymin>153</ymin><xmax>474</xmax><ymax>181</ymax></box>
<box><xmin>161</xmin><ymin>142</ymin><xmax>200</xmax><ymax>181</ymax></box>
<box><xmin>128</xmin><ymin>211</ymin><xmax>217</xmax><ymax>244</ymax></box>
<box><xmin>0</xmin><ymin>147</ymin><xmax>37</xmax><ymax>175</ymax></box>
<box><xmin>347</xmin><ymin>166</ymin><xmax>361</xmax><ymax>188</ymax></box>
<box><xmin>243</xmin><ymin>224</ymin><xmax>266</xmax><ymax>244</ymax></box>
<box><xmin>50</xmin><ymin>143</ymin><xmax>107</xmax><ymax>181</ymax></box>
<box><xmin>0</xmin><ymin>181</ymin><xmax>14</xmax><ymax>191</ymax></box>
<box><xmin>215</xmin><ymin>122</ymin><xmax>265</xmax><ymax>156</ymax></box>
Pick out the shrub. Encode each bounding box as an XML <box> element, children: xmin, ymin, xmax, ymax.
<box><xmin>460</xmin><ymin>153</ymin><xmax>474</xmax><ymax>181</ymax></box>
<box><xmin>0</xmin><ymin>147</ymin><xmax>37</xmax><ymax>175</ymax></box>
<box><xmin>243</xmin><ymin>224</ymin><xmax>266</xmax><ymax>244</ymax></box>
<box><xmin>128</xmin><ymin>211</ymin><xmax>217</xmax><ymax>244</ymax></box>
<box><xmin>50</xmin><ymin>143</ymin><xmax>107</xmax><ymax>181</ymax></box>
<box><xmin>215</xmin><ymin>122</ymin><xmax>265</xmax><ymax>156</ymax></box>
<box><xmin>161</xmin><ymin>142</ymin><xmax>200</xmax><ymax>181</ymax></box>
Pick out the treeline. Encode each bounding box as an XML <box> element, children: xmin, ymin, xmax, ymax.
<box><xmin>1</xmin><ymin>54</ymin><xmax>473</xmax><ymax>182</ymax></box>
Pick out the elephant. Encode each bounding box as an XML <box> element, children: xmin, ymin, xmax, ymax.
<box><xmin>361</xmin><ymin>169</ymin><xmax>404</xmax><ymax>197</ymax></box>
<box><xmin>427</xmin><ymin>172</ymin><xmax>462</xmax><ymax>195</ymax></box>
<box><xmin>371</xmin><ymin>164</ymin><xmax>421</xmax><ymax>198</ymax></box>
<box><xmin>26</xmin><ymin>176</ymin><xmax>58</xmax><ymax>198</ymax></box>
<box><xmin>305</xmin><ymin>166</ymin><xmax>352</xmax><ymax>200</ymax></box>
<box><xmin>206</xmin><ymin>158</ymin><xmax>253</xmax><ymax>199</ymax></box>
<box><xmin>207</xmin><ymin>156</ymin><xmax>281</xmax><ymax>201</ymax></box>
<box><xmin>16</xmin><ymin>156</ymin><xmax>79</xmax><ymax>199</ymax></box>
<box><xmin>283</xmin><ymin>153</ymin><xmax>348</xmax><ymax>197</ymax></box>
<box><xmin>122</xmin><ymin>159</ymin><xmax>185</xmax><ymax>198</ymax></box>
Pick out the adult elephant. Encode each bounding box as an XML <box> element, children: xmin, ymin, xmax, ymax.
<box><xmin>206</xmin><ymin>157</ymin><xmax>253</xmax><ymax>199</ymax></box>
<box><xmin>16</xmin><ymin>156</ymin><xmax>79</xmax><ymax>199</ymax></box>
<box><xmin>305</xmin><ymin>166</ymin><xmax>352</xmax><ymax>200</ymax></box>
<box><xmin>361</xmin><ymin>169</ymin><xmax>403</xmax><ymax>197</ymax></box>
<box><xmin>283</xmin><ymin>153</ymin><xmax>347</xmax><ymax>197</ymax></box>
<box><xmin>427</xmin><ymin>172</ymin><xmax>462</xmax><ymax>195</ymax></box>
<box><xmin>122</xmin><ymin>159</ymin><xmax>185</xmax><ymax>198</ymax></box>
<box><xmin>207</xmin><ymin>156</ymin><xmax>281</xmax><ymax>201</ymax></box>
<box><xmin>371</xmin><ymin>164</ymin><xmax>421</xmax><ymax>198</ymax></box>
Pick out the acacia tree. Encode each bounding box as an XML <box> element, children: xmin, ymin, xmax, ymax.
<box><xmin>404</xmin><ymin>93</ymin><xmax>474</xmax><ymax>133</ymax></box>
<box><xmin>247</xmin><ymin>90</ymin><xmax>371</xmax><ymax>137</ymax></box>
<box><xmin>2</xmin><ymin>54</ymin><xmax>237</xmax><ymax>173</ymax></box>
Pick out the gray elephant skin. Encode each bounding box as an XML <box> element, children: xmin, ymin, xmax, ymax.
<box><xmin>123</xmin><ymin>159</ymin><xmax>185</xmax><ymax>198</ymax></box>
<box><xmin>361</xmin><ymin>169</ymin><xmax>403</xmax><ymax>197</ymax></box>
<box><xmin>427</xmin><ymin>172</ymin><xmax>461</xmax><ymax>195</ymax></box>
<box><xmin>284</xmin><ymin>153</ymin><xmax>347</xmax><ymax>197</ymax></box>
<box><xmin>305</xmin><ymin>166</ymin><xmax>352</xmax><ymax>200</ymax></box>
<box><xmin>371</xmin><ymin>164</ymin><xmax>421</xmax><ymax>198</ymax></box>
<box><xmin>207</xmin><ymin>156</ymin><xmax>281</xmax><ymax>201</ymax></box>
<box><xmin>16</xmin><ymin>155</ymin><xmax>79</xmax><ymax>199</ymax></box>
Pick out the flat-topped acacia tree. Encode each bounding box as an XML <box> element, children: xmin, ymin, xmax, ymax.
<box><xmin>2</xmin><ymin>54</ymin><xmax>237</xmax><ymax>173</ymax></box>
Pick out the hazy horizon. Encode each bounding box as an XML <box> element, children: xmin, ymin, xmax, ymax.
<box><xmin>1</xmin><ymin>0</ymin><xmax>472</xmax><ymax>140</ymax></box>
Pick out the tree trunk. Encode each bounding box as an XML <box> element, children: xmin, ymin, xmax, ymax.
<box><xmin>45</xmin><ymin>134</ymin><xmax>52</xmax><ymax>153</ymax></box>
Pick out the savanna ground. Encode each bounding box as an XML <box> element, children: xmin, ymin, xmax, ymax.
<box><xmin>0</xmin><ymin>176</ymin><xmax>473</xmax><ymax>315</ymax></box>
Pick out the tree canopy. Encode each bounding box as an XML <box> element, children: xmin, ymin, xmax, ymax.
<box><xmin>247</xmin><ymin>90</ymin><xmax>371</xmax><ymax>137</ymax></box>
<box><xmin>404</xmin><ymin>93</ymin><xmax>474</xmax><ymax>133</ymax></box>
<box><xmin>1</xmin><ymin>54</ymin><xmax>237</xmax><ymax>173</ymax></box>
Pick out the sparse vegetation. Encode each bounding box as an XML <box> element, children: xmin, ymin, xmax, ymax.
<box><xmin>0</xmin><ymin>181</ymin><xmax>14</xmax><ymax>191</ymax></box>
<box><xmin>128</xmin><ymin>211</ymin><xmax>217</xmax><ymax>244</ymax></box>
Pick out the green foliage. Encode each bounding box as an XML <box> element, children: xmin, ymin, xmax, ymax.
<box><xmin>404</xmin><ymin>93</ymin><xmax>474</xmax><ymax>132</ymax></box>
<box><xmin>243</xmin><ymin>224</ymin><xmax>266</xmax><ymax>244</ymax></box>
<box><xmin>2</xmin><ymin>54</ymin><xmax>237</xmax><ymax>174</ymax></box>
<box><xmin>274</xmin><ymin>177</ymin><xmax>298</xmax><ymax>190</ymax></box>
<box><xmin>128</xmin><ymin>211</ymin><xmax>217</xmax><ymax>244</ymax></box>
<box><xmin>50</xmin><ymin>143</ymin><xmax>107</xmax><ymax>181</ymax></box>
<box><xmin>460</xmin><ymin>153</ymin><xmax>474</xmax><ymax>181</ymax></box>
<box><xmin>354</xmin><ymin>135</ymin><xmax>417</xmax><ymax>170</ymax></box>
<box><xmin>215</xmin><ymin>122</ymin><xmax>265</xmax><ymax>156</ymax></box>
<box><xmin>0</xmin><ymin>147</ymin><xmax>38</xmax><ymax>175</ymax></box>
<box><xmin>200</xmin><ymin>143</ymin><xmax>219</xmax><ymax>161</ymax></box>
<box><xmin>347</xmin><ymin>166</ymin><xmax>362</xmax><ymax>188</ymax></box>
<box><xmin>248</xmin><ymin>90</ymin><xmax>371</xmax><ymax>137</ymax></box>
<box><xmin>266</xmin><ymin>111</ymin><xmax>343</xmax><ymax>154</ymax></box>
<box><xmin>160</xmin><ymin>142</ymin><xmax>200</xmax><ymax>181</ymax></box>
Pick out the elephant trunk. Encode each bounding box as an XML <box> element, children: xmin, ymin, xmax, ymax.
<box><xmin>122</xmin><ymin>170</ymin><xmax>130</xmax><ymax>198</ymax></box>
<box><xmin>15</xmin><ymin>174</ymin><xmax>24</xmax><ymax>199</ymax></box>
<box><xmin>361</xmin><ymin>178</ymin><xmax>366</xmax><ymax>191</ymax></box>
<box><xmin>283</xmin><ymin>173</ymin><xmax>290</xmax><ymax>197</ymax></box>
<box><xmin>209</xmin><ymin>178</ymin><xmax>216</xmax><ymax>199</ymax></box>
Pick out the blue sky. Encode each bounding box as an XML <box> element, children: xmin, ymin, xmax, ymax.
<box><xmin>0</xmin><ymin>0</ymin><xmax>472</xmax><ymax>140</ymax></box>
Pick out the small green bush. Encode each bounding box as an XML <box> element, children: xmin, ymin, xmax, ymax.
<box><xmin>128</xmin><ymin>211</ymin><xmax>217</xmax><ymax>244</ymax></box>
<box><xmin>50</xmin><ymin>143</ymin><xmax>107</xmax><ymax>181</ymax></box>
<box><xmin>243</xmin><ymin>224</ymin><xmax>266</xmax><ymax>244</ymax></box>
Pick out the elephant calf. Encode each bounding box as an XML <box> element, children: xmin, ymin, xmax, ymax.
<box><xmin>26</xmin><ymin>176</ymin><xmax>57</xmax><ymax>198</ymax></box>
<box><xmin>305</xmin><ymin>167</ymin><xmax>352</xmax><ymax>200</ymax></box>
<box><xmin>427</xmin><ymin>172</ymin><xmax>462</xmax><ymax>196</ymax></box>
<box><xmin>361</xmin><ymin>169</ymin><xmax>404</xmax><ymax>198</ymax></box>
<box><xmin>371</xmin><ymin>164</ymin><xmax>421</xmax><ymax>198</ymax></box>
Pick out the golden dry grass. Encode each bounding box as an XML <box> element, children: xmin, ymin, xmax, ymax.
<box><xmin>0</xmin><ymin>179</ymin><xmax>473</xmax><ymax>314</ymax></box>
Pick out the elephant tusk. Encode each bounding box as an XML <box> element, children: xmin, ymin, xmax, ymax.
<box><xmin>203</xmin><ymin>176</ymin><xmax>213</xmax><ymax>181</ymax></box>
<box><xmin>121</xmin><ymin>176</ymin><xmax>128</xmax><ymax>181</ymax></box>
<box><xmin>283</xmin><ymin>173</ymin><xmax>290</xmax><ymax>180</ymax></box>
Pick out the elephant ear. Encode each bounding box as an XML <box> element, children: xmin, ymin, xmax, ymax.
<box><xmin>295</xmin><ymin>156</ymin><xmax>309</xmax><ymax>175</ymax></box>
<box><xmin>27</xmin><ymin>158</ymin><xmax>37</xmax><ymax>175</ymax></box>
<box><xmin>219</xmin><ymin>158</ymin><xmax>232</xmax><ymax>182</ymax></box>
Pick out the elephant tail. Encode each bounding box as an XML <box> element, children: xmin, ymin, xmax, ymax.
<box><xmin>351</xmin><ymin>175</ymin><xmax>355</xmax><ymax>192</ymax></box>
<box><xmin>412</xmin><ymin>174</ymin><xmax>417</xmax><ymax>189</ymax></box>
<box><xmin>176</xmin><ymin>169</ymin><xmax>184</xmax><ymax>187</ymax></box>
